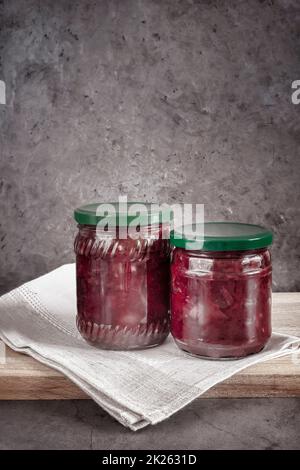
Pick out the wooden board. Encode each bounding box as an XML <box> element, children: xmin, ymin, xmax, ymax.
<box><xmin>0</xmin><ymin>293</ymin><xmax>299</xmax><ymax>400</ymax></box>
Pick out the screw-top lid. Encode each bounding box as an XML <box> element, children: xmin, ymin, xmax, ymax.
<box><xmin>170</xmin><ymin>222</ymin><xmax>273</xmax><ymax>251</ymax></box>
<box><xmin>74</xmin><ymin>202</ymin><xmax>171</xmax><ymax>227</ymax></box>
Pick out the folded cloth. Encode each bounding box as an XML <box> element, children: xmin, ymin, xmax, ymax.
<box><xmin>0</xmin><ymin>264</ymin><xmax>299</xmax><ymax>430</ymax></box>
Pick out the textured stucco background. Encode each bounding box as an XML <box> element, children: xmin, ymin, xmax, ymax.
<box><xmin>0</xmin><ymin>0</ymin><xmax>300</xmax><ymax>293</ymax></box>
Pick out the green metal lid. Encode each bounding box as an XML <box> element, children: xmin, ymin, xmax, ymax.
<box><xmin>170</xmin><ymin>222</ymin><xmax>273</xmax><ymax>251</ymax></box>
<box><xmin>74</xmin><ymin>202</ymin><xmax>172</xmax><ymax>227</ymax></box>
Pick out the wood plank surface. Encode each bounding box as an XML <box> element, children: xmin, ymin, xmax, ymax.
<box><xmin>0</xmin><ymin>293</ymin><xmax>299</xmax><ymax>399</ymax></box>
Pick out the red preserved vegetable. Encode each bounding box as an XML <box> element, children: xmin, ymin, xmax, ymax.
<box><xmin>74</xmin><ymin>203</ymin><xmax>171</xmax><ymax>350</ymax></box>
<box><xmin>170</xmin><ymin>223</ymin><xmax>273</xmax><ymax>359</ymax></box>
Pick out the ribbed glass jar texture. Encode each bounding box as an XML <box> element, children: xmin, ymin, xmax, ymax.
<box><xmin>74</xmin><ymin>224</ymin><xmax>170</xmax><ymax>349</ymax></box>
<box><xmin>171</xmin><ymin>248</ymin><xmax>272</xmax><ymax>358</ymax></box>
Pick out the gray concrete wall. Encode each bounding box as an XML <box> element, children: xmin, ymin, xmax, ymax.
<box><xmin>0</xmin><ymin>0</ymin><xmax>299</xmax><ymax>293</ymax></box>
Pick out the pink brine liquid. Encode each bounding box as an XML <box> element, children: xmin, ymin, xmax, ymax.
<box><xmin>171</xmin><ymin>248</ymin><xmax>272</xmax><ymax>358</ymax></box>
<box><xmin>75</xmin><ymin>224</ymin><xmax>170</xmax><ymax>349</ymax></box>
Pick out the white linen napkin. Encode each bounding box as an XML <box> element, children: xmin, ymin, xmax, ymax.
<box><xmin>0</xmin><ymin>264</ymin><xmax>299</xmax><ymax>430</ymax></box>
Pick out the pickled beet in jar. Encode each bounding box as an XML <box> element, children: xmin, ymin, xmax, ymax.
<box><xmin>170</xmin><ymin>223</ymin><xmax>273</xmax><ymax>359</ymax></box>
<box><xmin>74</xmin><ymin>203</ymin><xmax>171</xmax><ymax>350</ymax></box>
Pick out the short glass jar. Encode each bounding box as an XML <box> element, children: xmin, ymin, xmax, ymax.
<box><xmin>170</xmin><ymin>223</ymin><xmax>273</xmax><ymax>359</ymax></box>
<box><xmin>74</xmin><ymin>202</ymin><xmax>171</xmax><ymax>350</ymax></box>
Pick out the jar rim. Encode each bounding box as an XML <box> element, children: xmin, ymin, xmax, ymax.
<box><xmin>170</xmin><ymin>222</ymin><xmax>273</xmax><ymax>251</ymax></box>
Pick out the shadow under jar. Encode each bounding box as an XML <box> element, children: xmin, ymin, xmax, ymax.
<box><xmin>170</xmin><ymin>223</ymin><xmax>273</xmax><ymax>359</ymax></box>
<box><xmin>74</xmin><ymin>202</ymin><xmax>171</xmax><ymax>350</ymax></box>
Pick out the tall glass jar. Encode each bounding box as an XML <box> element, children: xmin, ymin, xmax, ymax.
<box><xmin>74</xmin><ymin>202</ymin><xmax>171</xmax><ymax>350</ymax></box>
<box><xmin>170</xmin><ymin>223</ymin><xmax>273</xmax><ymax>359</ymax></box>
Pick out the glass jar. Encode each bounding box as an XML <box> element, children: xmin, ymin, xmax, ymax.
<box><xmin>74</xmin><ymin>202</ymin><xmax>171</xmax><ymax>350</ymax></box>
<box><xmin>170</xmin><ymin>223</ymin><xmax>273</xmax><ymax>359</ymax></box>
